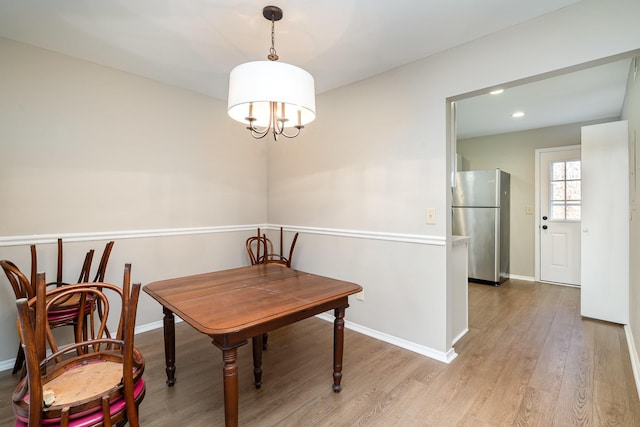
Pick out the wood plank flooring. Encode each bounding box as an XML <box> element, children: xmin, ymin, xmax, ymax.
<box><xmin>1</xmin><ymin>279</ymin><xmax>639</xmax><ymax>426</ymax></box>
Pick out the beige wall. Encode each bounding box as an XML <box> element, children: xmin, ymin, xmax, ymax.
<box><xmin>456</xmin><ymin>120</ymin><xmax>612</xmax><ymax>278</ymax></box>
<box><xmin>1</xmin><ymin>0</ymin><xmax>640</xmax><ymax>366</ymax></box>
<box><xmin>0</xmin><ymin>38</ymin><xmax>266</xmax><ymax>235</ymax></box>
<box><xmin>0</xmin><ymin>38</ymin><xmax>267</xmax><ymax>363</ymax></box>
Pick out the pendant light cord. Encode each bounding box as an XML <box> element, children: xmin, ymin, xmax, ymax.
<box><xmin>268</xmin><ymin>14</ymin><xmax>279</xmax><ymax>61</ymax></box>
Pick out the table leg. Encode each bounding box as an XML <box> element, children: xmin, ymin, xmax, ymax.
<box><xmin>333</xmin><ymin>306</ymin><xmax>345</xmax><ymax>392</ymax></box>
<box><xmin>252</xmin><ymin>335</ymin><xmax>263</xmax><ymax>389</ymax></box>
<box><xmin>162</xmin><ymin>307</ymin><xmax>176</xmax><ymax>386</ymax></box>
<box><xmin>222</xmin><ymin>347</ymin><xmax>239</xmax><ymax>427</ymax></box>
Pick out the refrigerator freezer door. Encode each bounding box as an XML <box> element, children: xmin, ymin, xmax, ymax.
<box><xmin>452</xmin><ymin>206</ymin><xmax>500</xmax><ymax>283</ymax></box>
<box><xmin>453</xmin><ymin>170</ymin><xmax>501</xmax><ymax>207</ymax></box>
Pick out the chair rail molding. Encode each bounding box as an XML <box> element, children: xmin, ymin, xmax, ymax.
<box><xmin>0</xmin><ymin>225</ymin><xmax>262</xmax><ymax>247</ymax></box>
<box><xmin>1</xmin><ymin>225</ymin><xmax>446</xmax><ymax>247</ymax></box>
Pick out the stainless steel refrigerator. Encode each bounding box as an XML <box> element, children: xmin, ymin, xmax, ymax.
<box><xmin>452</xmin><ymin>169</ymin><xmax>510</xmax><ymax>285</ymax></box>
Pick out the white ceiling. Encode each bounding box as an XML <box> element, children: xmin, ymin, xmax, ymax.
<box><xmin>455</xmin><ymin>58</ymin><xmax>632</xmax><ymax>139</ymax></box>
<box><xmin>0</xmin><ymin>0</ymin><xmax>631</xmax><ymax>138</ymax></box>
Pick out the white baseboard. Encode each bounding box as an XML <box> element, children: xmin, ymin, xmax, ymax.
<box><xmin>135</xmin><ymin>313</ymin><xmax>458</xmax><ymax>365</ymax></box>
<box><xmin>135</xmin><ymin>319</ymin><xmax>163</xmax><ymax>334</ymax></box>
<box><xmin>451</xmin><ymin>328</ymin><xmax>469</xmax><ymax>346</ymax></box>
<box><xmin>625</xmin><ymin>324</ymin><xmax>640</xmax><ymax>400</ymax></box>
<box><xmin>316</xmin><ymin>313</ymin><xmax>457</xmax><ymax>364</ymax></box>
<box><xmin>508</xmin><ymin>274</ymin><xmax>535</xmax><ymax>282</ymax></box>
<box><xmin>0</xmin><ymin>358</ymin><xmax>15</xmax><ymax>373</ymax></box>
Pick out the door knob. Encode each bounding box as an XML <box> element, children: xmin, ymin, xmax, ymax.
<box><xmin>542</xmin><ymin>216</ymin><xmax>548</xmax><ymax>220</ymax></box>
<box><xmin>542</xmin><ymin>225</ymin><xmax>548</xmax><ymax>230</ymax></box>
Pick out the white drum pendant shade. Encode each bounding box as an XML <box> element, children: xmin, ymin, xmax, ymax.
<box><xmin>228</xmin><ymin>60</ymin><xmax>316</xmax><ymax>128</ymax></box>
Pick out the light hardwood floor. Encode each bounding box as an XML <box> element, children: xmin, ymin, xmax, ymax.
<box><xmin>1</xmin><ymin>279</ymin><xmax>639</xmax><ymax>426</ymax></box>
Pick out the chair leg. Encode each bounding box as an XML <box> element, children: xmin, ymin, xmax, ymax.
<box><xmin>12</xmin><ymin>344</ymin><xmax>24</xmax><ymax>375</ymax></box>
<box><xmin>262</xmin><ymin>332</ymin><xmax>269</xmax><ymax>350</ymax></box>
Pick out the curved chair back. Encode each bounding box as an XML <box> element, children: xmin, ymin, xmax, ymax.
<box><xmin>246</xmin><ymin>227</ymin><xmax>274</xmax><ymax>265</ymax></box>
<box><xmin>1</xmin><ymin>260</ymin><xmax>35</xmax><ymax>300</ymax></box>
<box><xmin>246</xmin><ymin>227</ymin><xmax>299</xmax><ymax>268</ymax></box>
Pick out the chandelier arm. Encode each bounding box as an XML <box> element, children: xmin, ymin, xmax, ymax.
<box><xmin>270</xmin><ymin>101</ymin><xmax>278</xmax><ymax>139</ymax></box>
<box><xmin>249</xmin><ymin>126</ymin><xmax>271</xmax><ymax>139</ymax></box>
<box><xmin>274</xmin><ymin>109</ymin><xmax>285</xmax><ymax>135</ymax></box>
<box><xmin>246</xmin><ymin>102</ymin><xmax>273</xmax><ymax>139</ymax></box>
<box><xmin>274</xmin><ymin>102</ymin><xmax>287</xmax><ymax>140</ymax></box>
<box><xmin>279</xmin><ymin>127</ymin><xmax>302</xmax><ymax>139</ymax></box>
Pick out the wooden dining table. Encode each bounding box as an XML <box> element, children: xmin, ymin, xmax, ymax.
<box><xmin>143</xmin><ymin>263</ymin><xmax>363</xmax><ymax>427</ymax></box>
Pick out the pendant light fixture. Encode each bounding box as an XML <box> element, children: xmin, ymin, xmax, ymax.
<box><xmin>227</xmin><ymin>6</ymin><xmax>316</xmax><ymax>141</ymax></box>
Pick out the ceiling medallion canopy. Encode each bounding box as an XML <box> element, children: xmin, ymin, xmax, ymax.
<box><xmin>227</xmin><ymin>6</ymin><xmax>316</xmax><ymax>141</ymax></box>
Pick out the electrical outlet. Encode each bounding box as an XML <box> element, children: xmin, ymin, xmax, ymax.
<box><xmin>425</xmin><ymin>208</ymin><xmax>436</xmax><ymax>224</ymax></box>
<box><xmin>356</xmin><ymin>291</ymin><xmax>365</xmax><ymax>301</ymax></box>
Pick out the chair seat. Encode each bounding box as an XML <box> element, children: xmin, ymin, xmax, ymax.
<box><xmin>15</xmin><ymin>370</ymin><xmax>146</xmax><ymax>427</ymax></box>
<box><xmin>14</xmin><ymin>354</ymin><xmax>144</xmax><ymax>416</ymax></box>
<box><xmin>35</xmin><ymin>359</ymin><xmax>123</xmax><ymax>406</ymax></box>
<box><xmin>46</xmin><ymin>298</ymin><xmax>94</xmax><ymax>323</ymax></box>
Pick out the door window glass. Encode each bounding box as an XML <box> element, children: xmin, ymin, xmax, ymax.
<box><xmin>549</xmin><ymin>160</ymin><xmax>581</xmax><ymax>220</ymax></box>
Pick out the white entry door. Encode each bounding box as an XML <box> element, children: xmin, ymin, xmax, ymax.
<box><xmin>538</xmin><ymin>147</ymin><xmax>581</xmax><ymax>285</ymax></box>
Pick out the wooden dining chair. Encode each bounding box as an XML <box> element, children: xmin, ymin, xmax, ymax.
<box><xmin>29</xmin><ymin>238</ymin><xmax>80</xmax><ymax>287</ymax></box>
<box><xmin>245</xmin><ymin>227</ymin><xmax>271</xmax><ymax>265</ymax></box>
<box><xmin>4</xmin><ymin>240</ymin><xmax>114</xmax><ymax>374</ymax></box>
<box><xmin>245</xmin><ymin>227</ymin><xmax>299</xmax><ymax>268</ymax></box>
<box><xmin>1</xmin><ymin>260</ymin><xmax>90</xmax><ymax>375</ymax></box>
<box><xmin>12</xmin><ymin>264</ymin><xmax>145</xmax><ymax>427</ymax></box>
<box><xmin>30</xmin><ymin>239</ymin><xmax>115</xmax><ymax>286</ymax></box>
<box><xmin>263</xmin><ymin>227</ymin><xmax>299</xmax><ymax>268</ymax></box>
<box><xmin>35</xmin><ymin>239</ymin><xmax>115</xmax><ymax>336</ymax></box>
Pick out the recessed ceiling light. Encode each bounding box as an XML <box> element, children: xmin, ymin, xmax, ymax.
<box><xmin>512</xmin><ymin>111</ymin><xmax>525</xmax><ymax>118</ymax></box>
<box><xmin>489</xmin><ymin>89</ymin><xmax>504</xmax><ymax>95</ymax></box>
